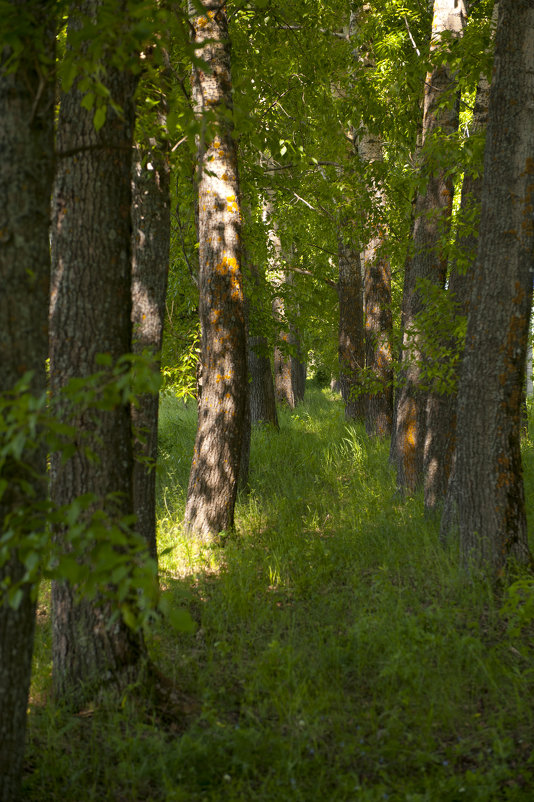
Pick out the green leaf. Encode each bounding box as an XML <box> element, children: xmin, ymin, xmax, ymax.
<box><xmin>81</xmin><ymin>91</ymin><xmax>95</xmax><ymax>110</ymax></box>
<box><xmin>93</xmin><ymin>105</ymin><xmax>107</xmax><ymax>131</ymax></box>
<box><xmin>7</xmin><ymin>586</ymin><xmax>23</xmax><ymax>610</ymax></box>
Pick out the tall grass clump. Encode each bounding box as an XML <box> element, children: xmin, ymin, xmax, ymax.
<box><xmin>24</xmin><ymin>385</ymin><xmax>534</xmax><ymax>801</ymax></box>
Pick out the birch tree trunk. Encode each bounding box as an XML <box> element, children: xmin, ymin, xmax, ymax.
<box><xmin>184</xmin><ymin>2</ymin><xmax>247</xmax><ymax>538</ymax></box>
<box><xmin>441</xmin><ymin>0</ymin><xmax>534</xmax><ymax>573</ymax></box>
<box><xmin>394</xmin><ymin>0</ymin><xmax>467</xmax><ymax>493</ymax></box>
<box><xmin>0</xmin><ymin>4</ymin><xmax>54</xmax><ymax>797</ymax></box>
<box><xmin>50</xmin><ymin>0</ymin><xmax>146</xmax><ymax>703</ymax></box>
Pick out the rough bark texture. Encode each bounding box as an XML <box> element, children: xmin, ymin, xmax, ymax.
<box><xmin>273</xmin><ymin>313</ymin><xmax>306</xmax><ymax>408</ymax></box>
<box><xmin>247</xmin><ymin>262</ymin><xmax>278</xmax><ymax>427</ymax></box>
<box><xmin>270</xmin><ymin>236</ymin><xmax>306</xmax><ymax>409</ymax></box>
<box><xmin>184</xmin><ymin>2</ymin><xmax>247</xmax><ymax>538</ymax></box>
<box><xmin>337</xmin><ymin>235</ymin><xmax>366</xmax><ymax>421</ymax></box>
<box><xmin>0</xmin><ymin>5</ymin><xmax>54</xmax><ymax>797</ymax></box>
<box><xmin>49</xmin><ymin>0</ymin><xmax>145</xmax><ymax>703</ymax></box>
<box><xmin>249</xmin><ymin>335</ymin><xmax>279</xmax><ymax>426</ymax></box>
<box><xmin>394</xmin><ymin>0</ymin><xmax>467</xmax><ymax>493</ymax></box>
<box><xmin>131</xmin><ymin>92</ymin><xmax>171</xmax><ymax>561</ymax></box>
<box><xmin>364</xmin><ymin>246</ymin><xmax>393</xmax><ymax>437</ymax></box>
<box><xmin>358</xmin><ymin>132</ymin><xmax>393</xmax><ymax>437</ymax></box>
<box><xmin>424</xmin><ymin>72</ymin><xmax>491</xmax><ymax>513</ymax></box>
<box><xmin>441</xmin><ymin>0</ymin><xmax>534</xmax><ymax>573</ymax></box>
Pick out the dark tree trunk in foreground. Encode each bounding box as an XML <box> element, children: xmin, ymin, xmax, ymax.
<box><xmin>338</xmin><ymin>234</ymin><xmax>365</xmax><ymax>422</ymax></box>
<box><xmin>184</xmin><ymin>2</ymin><xmax>247</xmax><ymax>538</ymax></box>
<box><xmin>394</xmin><ymin>0</ymin><xmax>467</xmax><ymax>493</ymax></box>
<box><xmin>0</xmin><ymin>4</ymin><xmax>54</xmax><ymax>797</ymax></box>
<box><xmin>50</xmin><ymin>1</ymin><xmax>145</xmax><ymax>703</ymax></box>
<box><xmin>131</xmin><ymin>86</ymin><xmax>171</xmax><ymax>561</ymax></box>
<box><xmin>424</xmin><ymin>70</ymin><xmax>491</xmax><ymax>513</ymax></box>
<box><xmin>441</xmin><ymin>0</ymin><xmax>533</xmax><ymax>573</ymax></box>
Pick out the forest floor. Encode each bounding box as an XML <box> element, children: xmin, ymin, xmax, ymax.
<box><xmin>24</xmin><ymin>386</ymin><xmax>534</xmax><ymax>801</ymax></box>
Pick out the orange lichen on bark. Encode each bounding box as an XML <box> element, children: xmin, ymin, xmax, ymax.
<box><xmin>400</xmin><ymin>397</ymin><xmax>418</xmax><ymax>490</ymax></box>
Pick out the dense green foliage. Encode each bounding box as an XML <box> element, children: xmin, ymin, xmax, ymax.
<box><xmin>24</xmin><ymin>388</ymin><xmax>534</xmax><ymax>800</ymax></box>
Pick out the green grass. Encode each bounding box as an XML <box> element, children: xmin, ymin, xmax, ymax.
<box><xmin>24</xmin><ymin>386</ymin><xmax>534</xmax><ymax>801</ymax></box>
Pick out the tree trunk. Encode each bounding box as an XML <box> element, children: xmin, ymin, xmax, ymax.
<box><xmin>273</xmin><ymin>316</ymin><xmax>306</xmax><ymax>408</ymax></box>
<box><xmin>49</xmin><ymin>0</ymin><xmax>145</xmax><ymax>704</ymax></box>
<box><xmin>131</xmin><ymin>81</ymin><xmax>171</xmax><ymax>561</ymax></box>
<box><xmin>247</xmin><ymin>261</ymin><xmax>278</xmax><ymax>427</ymax></box>
<box><xmin>441</xmin><ymin>0</ymin><xmax>534</xmax><ymax>573</ymax></box>
<box><xmin>394</xmin><ymin>0</ymin><xmax>467</xmax><ymax>493</ymax></box>
<box><xmin>337</xmin><ymin>234</ymin><xmax>366</xmax><ymax>421</ymax></box>
<box><xmin>184</xmin><ymin>2</ymin><xmax>247</xmax><ymax>538</ymax></box>
<box><xmin>249</xmin><ymin>335</ymin><xmax>279</xmax><ymax>426</ymax></box>
<box><xmin>0</xmin><ymin>4</ymin><xmax>54</xmax><ymax>797</ymax></box>
<box><xmin>425</xmin><ymin>69</ymin><xmax>492</xmax><ymax>513</ymax></box>
<box><xmin>358</xmin><ymin>131</ymin><xmax>393</xmax><ymax>437</ymax></box>
<box><xmin>364</xmin><ymin>246</ymin><xmax>393</xmax><ymax>437</ymax></box>
<box><xmin>270</xmin><ymin>232</ymin><xmax>305</xmax><ymax>409</ymax></box>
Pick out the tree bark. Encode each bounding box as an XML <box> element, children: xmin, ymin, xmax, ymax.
<box><xmin>269</xmin><ymin>221</ymin><xmax>305</xmax><ymax>409</ymax></box>
<box><xmin>131</xmin><ymin>80</ymin><xmax>171</xmax><ymax>561</ymax></box>
<box><xmin>425</xmin><ymin>69</ymin><xmax>492</xmax><ymax>513</ymax></box>
<box><xmin>394</xmin><ymin>0</ymin><xmax>467</xmax><ymax>493</ymax></box>
<box><xmin>337</xmin><ymin>233</ymin><xmax>366</xmax><ymax>421</ymax></box>
<box><xmin>441</xmin><ymin>0</ymin><xmax>534</xmax><ymax>573</ymax></box>
<box><xmin>49</xmin><ymin>0</ymin><xmax>145</xmax><ymax>704</ymax></box>
<box><xmin>273</xmin><ymin>310</ymin><xmax>306</xmax><ymax>408</ymax></box>
<box><xmin>247</xmin><ymin>262</ymin><xmax>278</xmax><ymax>427</ymax></box>
<box><xmin>249</xmin><ymin>336</ymin><xmax>279</xmax><ymax>426</ymax></box>
<box><xmin>364</xmin><ymin>245</ymin><xmax>393</xmax><ymax>437</ymax></box>
<box><xmin>0</xmin><ymin>4</ymin><xmax>54</xmax><ymax>797</ymax></box>
<box><xmin>184</xmin><ymin>2</ymin><xmax>247</xmax><ymax>538</ymax></box>
<box><xmin>358</xmin><ymin>132</ymin><xmax>393</xmax><ymax>437</ymax></box>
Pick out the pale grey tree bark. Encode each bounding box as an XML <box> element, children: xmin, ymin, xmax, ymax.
<box><xmin>184</xmin><ymin>1</ymin><xmax>248</xmax><ymax>538</ymax></box>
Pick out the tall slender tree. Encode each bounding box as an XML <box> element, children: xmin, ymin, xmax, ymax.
<box><xmin>184</xmin><ymin>1</ymin><xmax>248</xmax><ymax>538</ymax></box>
<box><xmin>246</xmin><ymin>259</ymin><xmax>279</xmax><ymax>428</ymax></box>
<box><xmin>358</xmin><ymin>128</ymin><xmax>393</xmax><ymax>437</ymax></box>
<box><xmin>394</xmin><ymin>0</ymin><xmax>467</xmax><ymax>493</ymax></box>
<box><xmin>0</xmin><ymin>3</ymin><xmax>55</xmax><ymax>797</ymax></box>
<box><xmin>425</xmin><ymin>68</ymin><xmax>492</xmax><ymax>513</ymax></box>
<box><xmin>441</xmin><ymin>0</ymin><xmax>534</xmax><ymax>573</ymax></box>
<box><xmin>337</xmin><ymin>230</ymin><xmax>366</xmax><ymax>421</ymax></box>
<box><xmin>49</xmin><ymin>0</ymin><xmax>146</xmax><ymax>703</ymax></box>
<box><xmin>131</xmin><ymin>65</ymin><xmax>171</xmax><ymax>561</ymax></box>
